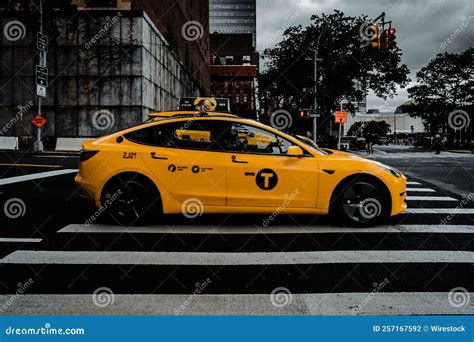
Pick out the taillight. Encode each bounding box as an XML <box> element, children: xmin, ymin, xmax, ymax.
<box><xmin>80</xmin><ymin>150</ymin><xmax>99</xmax><ymax>162</ymax></box>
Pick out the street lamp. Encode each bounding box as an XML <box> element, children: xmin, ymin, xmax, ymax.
<box><xmin>307</xmin><ymin>19</ymin><xmax>348</xmax><ymax>145</ymax></box>
<box><xmin>305</xmin><ymin>53</ymin><xmax>322</xmax><ymax>145</ymax></box>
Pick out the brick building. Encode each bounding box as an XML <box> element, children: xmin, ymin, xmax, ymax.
<box><xmin>210</xmin><ymin>33</ymin><xmax>258</xmax><ymax>118</ymax></box>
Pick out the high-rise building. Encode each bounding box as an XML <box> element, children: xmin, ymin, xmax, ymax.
<box><xmin>209</xmin><ymin>0</ymin><xmax>256</xmax><ymax>47</ymax></box>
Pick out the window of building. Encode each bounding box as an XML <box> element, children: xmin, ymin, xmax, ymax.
<box><xmin>225</xmin><ymin>56</ymin><xmax>234</xmax><ymax>65</ymax></box>
<box><xmin>243</xmin><ymin>55</ymin><xmax>251</xmax><ymax>65</ymax></box>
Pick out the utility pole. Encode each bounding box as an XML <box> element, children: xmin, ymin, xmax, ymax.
<box><xmin>34</xmin><ymin>0</ymin><xmax>45</xmax><ymax>152</ymax></box>
<box><xmin>312</xmin><ymin>49</ymin><xmax>318</xmax><ymax>145</ymax></box>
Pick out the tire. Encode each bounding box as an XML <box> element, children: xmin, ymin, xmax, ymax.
<box><xmin>101</xmin><ymin>174</ymin><xmax>161</xmax><ymax>226</ymax></box>
<box><xmin>331</xmin><ymin>175</ymin><xmax>390</xmax><ymax>227</ymax></box>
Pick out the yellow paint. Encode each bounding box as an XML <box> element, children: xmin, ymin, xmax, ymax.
<box><xmin>75</xmin><ymin>112</ymin><xmax>407</xmax><ymax>217</ymax></box>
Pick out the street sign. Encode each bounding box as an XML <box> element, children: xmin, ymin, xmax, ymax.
<box><xmin>335</xmin><ymin>111</ymin><xmax>348</xmax><ymax>124</ymax></box>
<box><xmin>37</xmin><ymin>32</ymin><xmax>48</xmax><ymax>52</ymax></box>
<box><xmin>32</xmin><ymin>115</ymin><xmax>47</xmax><ymax>129</ymax></box>
<box><xmin>36</xmin><ymin>84</ymin><xmax>46</xmax><ymax>98</ymax></box>
<box><xmin>35</xmin><ymin>65</ymin><xmax>48</xmax><ymax>87</ymax></box>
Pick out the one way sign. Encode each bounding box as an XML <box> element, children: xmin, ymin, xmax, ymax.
<box><xmin>35</xmin><ymin>65</ymin><xmax>48</xmax><ymax>87</ymax></box>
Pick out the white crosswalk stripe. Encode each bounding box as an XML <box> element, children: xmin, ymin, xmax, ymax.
<box><xmin>58</xmin><ymin>224</ymin><xmax>474</xmax><ymax>234</ymax></box>
<box><xmin>406</xmin><ymin>188</ymin><xmax>436</xmax><ymax>192</ymax></box>
<box><xmin>406</xmin><ymin>196</ymin><xmax>458</xmax><ymax>201</ymax></box>
<box><xmin>1</xmin><ymin>178</ymin><xmax>473</xmax><ymax>315</ymax></box>
<box><xmin>2</xmin><ymin>250</ymin><xmax>473</xmax><ymax>265</ymax></box>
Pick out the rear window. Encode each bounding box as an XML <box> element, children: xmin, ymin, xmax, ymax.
<box><xmin>124</xmin><ymin>126</ymin><xmax>157</xmax><ymax>145</ymax></box>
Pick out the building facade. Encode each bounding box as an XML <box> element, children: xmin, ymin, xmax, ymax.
<box><xmin>210</xmin><ymin>33</ymin><xmax>258</xmax><ymax>118</ymax></box>
<box><xmin>209</xmin><ymin>0</ymin><xmax>256</xmax><ymax>47</ymax></box>
<box><xmin>0</xmin><ymin>0</ymin><xmax>209</xmax><ymax>148</ymax></box>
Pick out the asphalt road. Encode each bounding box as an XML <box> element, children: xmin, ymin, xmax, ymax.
<box><xmin>0</xmin><ymin>147</ymin><xmax>472</xmax><ymax>315</ymax></box>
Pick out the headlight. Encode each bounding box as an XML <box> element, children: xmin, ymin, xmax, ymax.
<box><xmin>378</xmin><ymin>164</ymin><xmax>402</xmax><ymax>178</ymax></box>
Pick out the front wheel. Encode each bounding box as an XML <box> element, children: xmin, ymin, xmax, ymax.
<box><xmin>332</xmin><ymin>177</ymin><xmax>390</xmax><ymax>227</ymax></box>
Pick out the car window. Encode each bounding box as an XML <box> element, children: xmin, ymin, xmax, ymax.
<box><xmin>124</xmin><ymin>120</ymin><xmax>221</xmax><ymax>152</ymax></box>
<box><xmin>217</xmin><ymin>123</ymin><xmax>293</xmax><ymax>155</ymax></box>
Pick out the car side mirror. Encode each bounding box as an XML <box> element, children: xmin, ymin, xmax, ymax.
<box><xmin>287</xmin><ymin>145</ymin><xmax>304</xmax><ymax>157</ymax></box>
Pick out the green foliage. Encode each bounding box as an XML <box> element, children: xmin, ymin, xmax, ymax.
<box><xmin>259</xmin><ymin>10</ymin><xmax>410</xmax><ymax>125</ymax></box>
<box><xmin>407</xmin><ymin>47</ymin><xmax>473</xmax><ymax>132</ymax></box>
<box><xmin>347</xmin><ymin>120</ymin><xmax>391</xmax><ymax>137</ymax></box>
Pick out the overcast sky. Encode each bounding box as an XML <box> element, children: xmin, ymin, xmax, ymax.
<box><xmin>256</xmin><ymin>0</ymin><xmax>473</xmax><ymax>111</ymax></box>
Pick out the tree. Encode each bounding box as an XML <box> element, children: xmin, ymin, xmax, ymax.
<box><xmin>407</xmin><ymin>47</ymin><xmax>473</xmax><ymax>135</ymax></box>
<box><xmin>259</xmin><ymin>10</ymin><xmax>410</xmax><ymax>134</ymax></box>
<box><xmin>347</xmin><ymin>120</ymin><xmax>391</xmax><ymax>137</ymax></box>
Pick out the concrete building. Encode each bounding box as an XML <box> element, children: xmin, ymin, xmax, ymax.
<box><xmin>0</xmin><ymin>0</ymin><xmax>209</xmax><ymax>149</ymax></box>
<box><xmin>209</xmin><ymin>0</ymin><xmax>256</xmax><ymax>47</ymax></box>
<box><xmin>210</xmin><ymin>33</ymin><xmax>258</xmax><ymax>118</ymax></box>
<box><xmin>345</xmin><ymin>112</ymin><xmax>425</xmax><ymax>135</ymax></box>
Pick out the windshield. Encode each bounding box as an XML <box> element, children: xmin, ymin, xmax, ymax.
<box><xmin>292</xmin><ymin>134</ymin><xmax>330</xmax><ymax>155</ymax></box>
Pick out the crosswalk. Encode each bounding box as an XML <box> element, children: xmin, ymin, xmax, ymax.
<box><xmin>0</xmin><ymin>178</ymin><xmax>472</xmax><ymax>315</ymax></box>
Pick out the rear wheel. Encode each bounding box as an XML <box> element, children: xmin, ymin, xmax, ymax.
<box><xmin>332</xmin><ymin>176</ymin><xmax>390</xmax><ymax>227</ymax></box>
<box><xmin>101</xmin><ymin>174</ymin><xmax>160</xmax><ymax>226</ymax></box>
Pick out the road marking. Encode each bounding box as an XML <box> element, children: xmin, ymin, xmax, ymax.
<box><xmin>406</xmin><ymin>181</ymin><xmax>421</xmax><ymax>185</ymax></box>
<box><xmin>0</xmin><ymin>163</ymin><xmax>62</xmax><ymax>168</ymax></box>
<box><xmin>406</xmin><ymin>196</ymin><xmax>458</xmax><ymax>201</ymax></box>
<box><xmin>0</xmin><ymin>169</ymin><xmax>78</xmax><ymax>186</ymax></box>
<box><xmin>58</xmin><ymin>224</ymin><xmax>474</xmax><ymax>234</ymax></box>
<box><xmin>406</xmin><ymin>188</ymin><xmax>436</xmax><ymax>192</ymax></box>
<box><xmin>405</xmin><ymin>208</ymin><xmax>474</xmax><ymax>214</ymax></box>
<box><xmin>0</xmin><ymin>237</ymin><xmax>42</xmax><ymax>243</ymax></box>
<box><xmin>0</xmin><ymin>293</ymin><xmax>470</xmax><ymax>315</ymax></box>
<box><xmin>1</xmin><ymin>250</ymin><xmax>472</xmax><ymax>265</ymax></box>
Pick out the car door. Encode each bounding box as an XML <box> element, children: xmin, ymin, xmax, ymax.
<box><xmin>220</xmin><ymin>122</ymin><xmax>319</xmax><ymax>208</ymax></box>
<box><xmin>126</xmin><ymin>119</ymin><xmax>227</xmax><ymax>206</ymax></box>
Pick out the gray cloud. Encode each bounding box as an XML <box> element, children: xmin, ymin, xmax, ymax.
<box><xmin>257</xmin><ymin>0</ymin><xmax>473</xmax><ymax>111</ymax></box>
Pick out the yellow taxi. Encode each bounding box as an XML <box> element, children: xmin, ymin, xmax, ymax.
<box><xmin>75</xmin><ymin>111</ymin><xmax>407</xmax><ymax>226</ymax></box>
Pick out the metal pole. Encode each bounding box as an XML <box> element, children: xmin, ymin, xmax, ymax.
<box><xmin>34</xmin><ymin>0</ymin><xmax>44</xmax><ymax>152</ymax></box>
<box><xmin>312</xmin><ymin>49</ymin><xmax>317</xmax><ymax>145</ymax></box>
<box><xmin>337</xmin><ymin>101</ymin><xmax>343</xmax><ymax>149</ymax></box>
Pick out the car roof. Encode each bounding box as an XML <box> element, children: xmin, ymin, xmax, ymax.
<box><xmin>147</xmin><ymin>111</ymin><xmax>238</xmax><ymax>119</ymax></box>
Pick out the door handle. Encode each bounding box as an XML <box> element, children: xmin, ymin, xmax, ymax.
<box><xmin>231</xmin><ymin>155</ymin><xmax>248</xmax><ymax>164</ymax></box>
<box><xmin>150</xmin><ymin>152</ymin><xmax>168</xmax><ymax>160</ymax></box>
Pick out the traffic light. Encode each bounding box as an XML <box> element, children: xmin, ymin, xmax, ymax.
<box><xmin>386</xmin><ymin>27</ymin><xmax>396</xmax><ymax>49</ymax></box>
<box><xmin>370</xmin><ymin>24</ymin><xmax>381</xmax><ymax>49</ymax></box>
